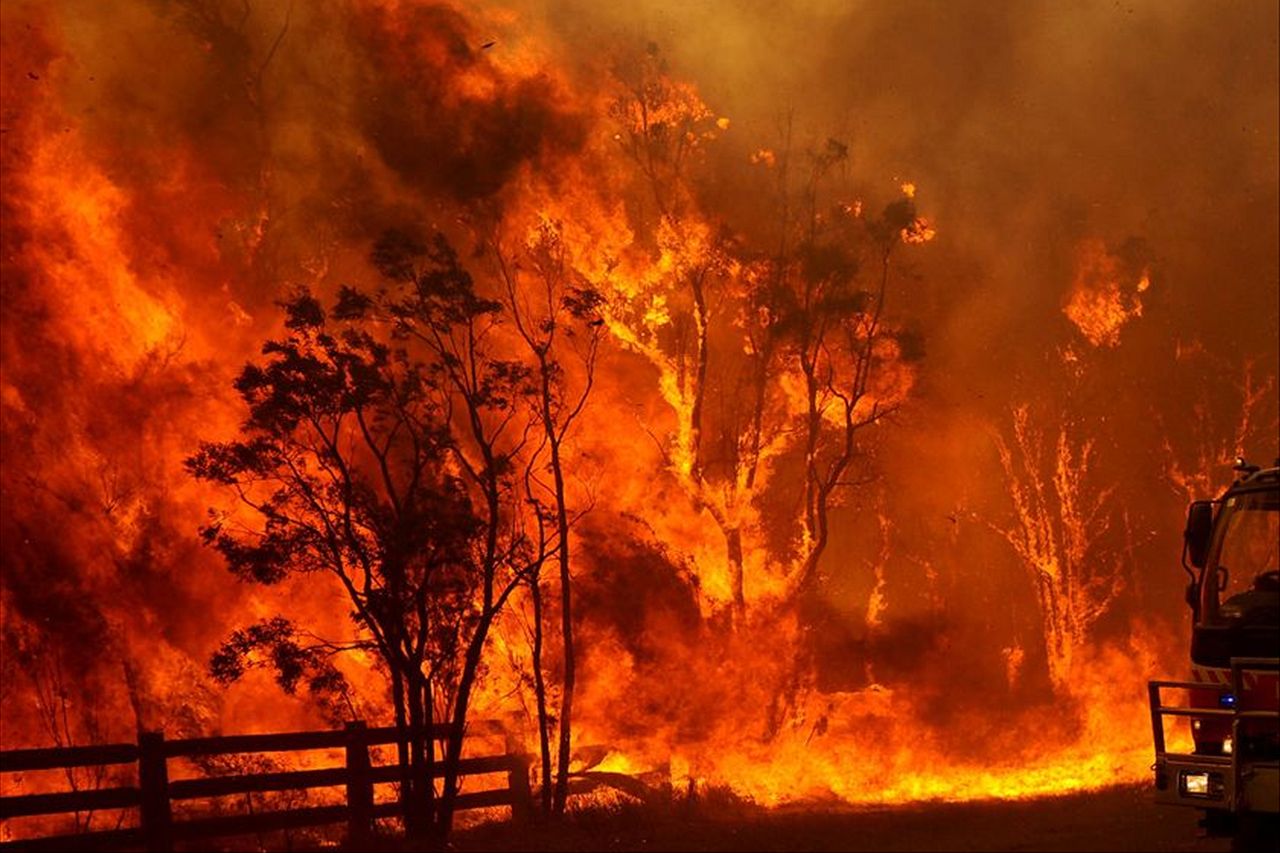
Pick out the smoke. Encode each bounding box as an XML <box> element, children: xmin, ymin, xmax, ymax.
<box><xmin>1</xmin><ymin>0</ymin><xmax>1275</xmax><ymax>809</ymax></box>
<box><xmin>511</xmin><ymin>0</ymin><xmax>1279</xmax><ymax>749</ymax></box>
<box><xmin>559</xmin><ymin>0</ymin><xmax>1280</xmax><ymax>642</ymax></box>
<box><xmin>539</xmin><ymin>0</ymin><xmax>1277</xmax><ymax>374</ymax></box>
<box><xmin>0</xmin><ymin>0</ymin><xmax>594</xmax><ymax>743</ymax></box>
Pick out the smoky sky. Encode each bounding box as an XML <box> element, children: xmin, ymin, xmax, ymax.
<box><xmin>540</xmin><ymin>0</ymin><xmax>1278</xmax><ymax>367</ymax></box>
<box><xmin>530</xmin><ymin>0</ymin><xmax>1279</xmax><ymax>648</ymax></box>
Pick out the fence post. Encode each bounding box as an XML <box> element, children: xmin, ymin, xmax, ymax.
<box><xmin>345</xmin><ymin>721</ymin><xmax>374</xmax><ymax>847</ymax></box>
<box><xmin>138</xmin><ymin>730</ymin><xmax>172</xmax><ymax>853</ymax></box>
<box><xmin>503</xmin><ymin>728</ymin><xmax>533</xmax><ymax>823</ymax></box>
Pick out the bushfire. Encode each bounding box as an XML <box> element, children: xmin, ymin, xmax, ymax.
<box><xmin>1</xmin><ymin>0</ymin><xmax>1277</xmax><ymax>848</ymax></box>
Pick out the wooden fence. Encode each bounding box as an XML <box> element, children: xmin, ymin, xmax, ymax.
<box><xmin>0</xmin><ymin>720</ymin><xmax>532</xmax><ymax>851</ymax></box>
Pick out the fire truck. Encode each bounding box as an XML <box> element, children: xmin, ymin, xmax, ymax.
<box><xmin>1148</xmin><ymin>459</ymin><xmax>1279</xmax><ymax>849</ymax></box>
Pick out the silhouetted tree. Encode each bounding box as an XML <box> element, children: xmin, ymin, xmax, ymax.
<box><xmin>492</xmin><ymin>218</ymin><xmax>604</xmax><ymax>816</ymax></box>
<box><xmin>190</xmin><ymin>234</ymin><xmax>542</xmax><ymax>839</ymax></box>
<box><xmin>342</xmin><ymin>230</ymin><xmax>546</xmax><ymax>834</ymax></box>
<box><xmin>3</xmin><ymin>616</ymin><xmax>123</xmax><ymax>834</ymax></box>
<box><xmin>739</xmin><ymin>137</ymin><xmax>931</xmax><ymax>737</ymax></box>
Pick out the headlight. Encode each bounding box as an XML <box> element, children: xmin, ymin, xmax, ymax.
<box><xmin>1180</xmin><ymin>770</ymin><xmax>1225</xmax><ymax>799</ymax></box>
<box><xmin>1183</xmin><ymin>772</ymin><xmax>1211</xmax><ymax>795</ymax></box>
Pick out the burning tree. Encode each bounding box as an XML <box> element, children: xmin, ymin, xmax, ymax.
<box><xmin>491</xmin><ymin>218</ymin><xmax>604</xmax><ymax>817</ymax></box>
<box><xmin>605</xmin><ymin>49</ymin><xmax>931</xmax><ymax>620</ymax></box>
<box><xmin>607</xmin><ymin>45</ymin><xmax>761</xmax><ymax>618</ymax></box>
<box><xmin>990</xmin><ymin>405</ymin><xmax>1128</xmax><ymax>691</ymax></box>
<box><xmin>769</xmin><ymin>152</ymin><xmax>932</xmax><ymax>599</ymax></box>
<box><xmin>980</xmin><ymin>237</ymin><xmax>1151</xmax><ymax>692</ymax></box>
<box><xmin>1163</xmin><ymin>353</ymin><xmax>1278</xmax><ymax>503</ymax></box>
<box><xmin>188</xmin><ymin>233</ymin><xmax>547</xmax><ymax>838</ymax></box>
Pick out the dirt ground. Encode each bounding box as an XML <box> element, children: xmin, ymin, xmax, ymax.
<box><xmin>450</xmin><ymin>784</ymin><xmax>1239</xmax><ymax>852</ymax></box>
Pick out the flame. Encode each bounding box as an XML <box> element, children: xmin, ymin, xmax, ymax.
<box><xmin>559</xmin><ymin>627</ymin><xmax>1187</xmax><ymax>807</ymax></box>
<box><xmin>1063</xmin><ymin>239</ymin><xmax>1149</xmax><ymax>348</ymax></box>
<box><xmin>1</xmin><ymin>1</ymin><xmax>1275</xmax><ymax>839</ymax></box>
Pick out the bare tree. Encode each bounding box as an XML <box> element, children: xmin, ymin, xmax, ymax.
<box><xmin>491</xmin><ymin>218</ymin><xmax>603</xmax><ymax>816</ymax></box>
<box><xmin>1163</xmin><ymin>355</ymin><xmax>1277</xmax><ymax>502</ymax></box>
<box><xmin>989</xmin><ymin>405</ymin><xmax>1128</xmax><ymax>690</ymax></box>
<box><xmin>2</xmin><ymin>617</ymin><xmax>128</xmax><ymax>835</ymax></box>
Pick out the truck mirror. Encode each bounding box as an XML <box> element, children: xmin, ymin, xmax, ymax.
<box><xmin>1184</xmin><ymin>501</ymin><xmax>1214</xmax><ymax>569</ymax></box>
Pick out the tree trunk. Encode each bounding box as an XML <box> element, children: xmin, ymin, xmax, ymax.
<box><xmin>390</xmin><ymin>667</ymin><xmax>416</xmax><ymax>837</ymax></box>
<box><xmin>529</xmin><ymin>578</ymin><xmax>553</xmax><ymax>818</ymax></box>
<box><xmin>425</xmin><ymin>678</ymin><xmax>437</xmax><ymax>841</ymax></box>
<box><xmin>726</xmin><ymin>526</ymin><xmax>746</xmax><ymax>620</ymax></box>
<box><xmin>549</xmin><ymin>433</ymin><xmax>576</xmax><ymax>816</ymax></box>
<box><xmin>437</xmin><ymin>608</ymin><xmax>496</xmax><ymax>835</ymax></box>
<box><xmin>405</xmin><ymin>674</ymin><xmax>431</xmax><ymax>842</ymax></box>
<box><xmin>688</xmin><ymin>268</ymin><xmax>709</xmax><ymax>479</ymax></box>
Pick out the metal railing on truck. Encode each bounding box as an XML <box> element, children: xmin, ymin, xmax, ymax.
<box><xmin>1148</xmin><ymin>656</ymin><xmax>1280</xmax><ymax>813</ymax></box>
<box><xmin>0</xmin><ymin>720</ymin><xmax>532</xmax><ymax>851</ymax></box>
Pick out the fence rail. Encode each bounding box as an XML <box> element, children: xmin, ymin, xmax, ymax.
<box><xmin>0</xmin><ymin>720</ymin><xmax>531</xmax><ymax>852</ymax></box>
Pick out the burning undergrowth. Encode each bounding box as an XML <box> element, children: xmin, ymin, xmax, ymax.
<box><xmin>1</xmin><ymin>0</ymin><xmax>1277</xmax><ymax>838</ymax></box>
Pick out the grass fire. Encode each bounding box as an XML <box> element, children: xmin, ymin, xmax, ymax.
<box><xmin>1</xmin><ymin>1</ymin><xmax>1277</xmax><ymax>851</ymax></box>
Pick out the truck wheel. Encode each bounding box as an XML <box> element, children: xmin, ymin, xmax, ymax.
<box><xmin>1231</xmin><ymin>814</ymin><xmax>1279</xmax><ymax>852</ymax></box>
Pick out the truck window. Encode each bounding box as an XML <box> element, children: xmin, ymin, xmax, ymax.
<box><xmin>1202</xmin><ymin>491</ymin><xmax>1280</xmax><ymax>620</ymax></box>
